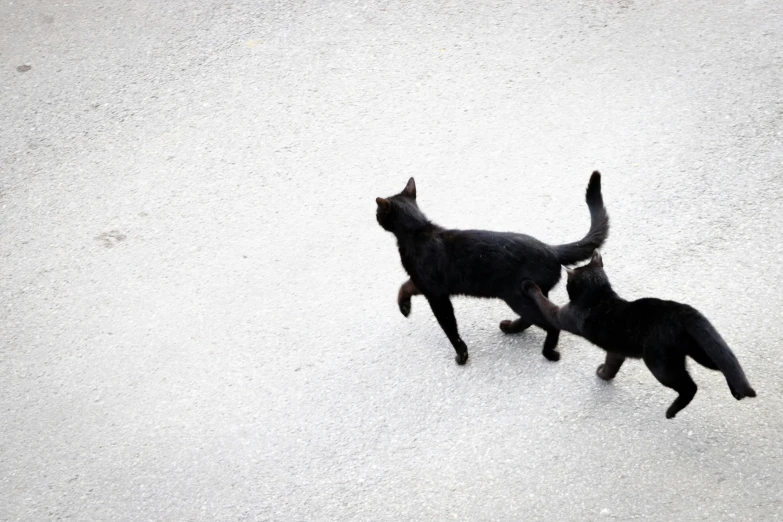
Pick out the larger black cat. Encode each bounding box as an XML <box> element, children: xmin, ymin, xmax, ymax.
<box><xmin>522</xmin><ymin>250</ymin><xmax>756</xmax><ymax>418</ymax></box>
<box><xmin>375</xmin><ymin>172</ymin><xmax>609</xmax><ymax>365</ymax></box>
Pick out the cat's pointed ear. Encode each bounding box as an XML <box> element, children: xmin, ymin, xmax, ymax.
<box><xmin>402</xmin><ymin>177</ymin><xmax>416</xmax><ymax>199</ymax></box>
<box><xmin>590</xmin><ymin>249</ymin><xmax>603</xmax><ymax>267</ymax></box>
<box><xmin>376</xmin><ymin>197</ymin><xmax>391</xmax><ymax>212</ymax></box>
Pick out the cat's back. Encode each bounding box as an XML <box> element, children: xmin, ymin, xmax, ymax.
<box><xmin>439</xmin><ymin>228</ymin><xmax>561</xmax><ymax>291</ymax></box>
<box><xmin>444</xmin><ymin>229</ymin><xmax>550</xmax><ymax>253</ymax></box>
<box><xmin>444</xmin><ymin>229</ymin><xmax>558</xmax><ymax>267</ymax></box>
<box><xmin>627</xmin><ymin>297</ymin><xmax>698</xmax><ymax>319</ymax></box>
<box><xmin>621</xmin><ymin>297</ymin><xmax>701</xmax><ymax>343</ymax></box>
<box><xmin>580</xmin><ymin>297</ymin><xmax>690</xmax><ymax>353</ymax></box>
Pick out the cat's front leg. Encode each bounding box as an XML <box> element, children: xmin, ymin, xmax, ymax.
<box><xmin>397</xmin><ymin>279</ymin><xmax>420</xmax><ymax>317</ymax></box>
<box><xmin>426</xmin><ymin>295</ymin><xmax>469</xmax><ymax>365</ymax></box>
<box><xmin>521</xmin><ymin>280</ymin><xmax>563</xmax><ymax>330</ymax></box>
<box><xmin>597</xmin><ymin>352</ymin><xmax>626</xmax><ymax>380</ymax></box>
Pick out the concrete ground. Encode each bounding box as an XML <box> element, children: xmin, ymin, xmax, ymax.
<box><xmin>2</xmin><ymin>0</ymin><xmax>783</xmax><ymax>520</ymax></box>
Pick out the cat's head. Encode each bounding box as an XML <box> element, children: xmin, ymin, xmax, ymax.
<box><xmin>565</xmin><ymin>250</ymin><xmax>611</xmax><ymax>300</ymax></box>
<box><xmin>376</xmin><ymin>177</ymin><xmax>421</xmax><ymax>232</ymax></box>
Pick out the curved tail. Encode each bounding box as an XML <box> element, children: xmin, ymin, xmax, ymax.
<box><xmin>687</xmin><ymin>314</ymin><xmax>756</xmax><ymax>400</ymax></box>
<box><xmin>553</xmin><ymin>171</ymin><xmax>610</xmax><ymax>265</ymax></box>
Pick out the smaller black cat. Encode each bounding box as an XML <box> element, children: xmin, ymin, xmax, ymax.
<box><xmin>522</xmin><ymin>250</ymin><xmax>756</xmax><ymax>418</ymax></box>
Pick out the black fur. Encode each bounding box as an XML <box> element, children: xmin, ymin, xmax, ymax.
<box><xmin>376</xmin><ymin>172</ymin><xmax>609</xmax><ymax>365</ymax></box>
<box><xmin>522</xmin><ymin>250</ymin><xmax>756</xmax><ymax>418</ymax></box>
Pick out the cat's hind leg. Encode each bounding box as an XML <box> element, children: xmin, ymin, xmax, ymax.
<box><xmin>499</xmin><ymin>318</ymin><xmax>531</xmax><ymax>334</ymax></box>
<box><xmin>397</xmin><ymin>279</ymin><xmax>420</xmax><ymax>317</ymax></box>
<box><xmin>686</xmin><ymin>343</ymin><xmax>719</xmax><ymax>370</ymax></box>
<box><xmin>688</xmin><ymin>346</ymin><xmax>742</xmax><ymax>398</ymax></box>
<box><xmin>541</xmin><ymin>329</ymin><xmax>560</xmax><ymax>361</ymax></box>
<box><xmin>597</xmin><ymin>352</ymin><xmax>626</xmax><ymax>380</ymax></box>
<box><xmin>503</xmin><ymin>295</ymin><xmax>560</xmax><ymax>361</ymax></box>
<box><xmin>644</xmin><ymin>353</ymin><xmax>697</xmax><ymax>419</ymax></box>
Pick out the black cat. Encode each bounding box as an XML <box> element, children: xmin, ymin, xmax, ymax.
<box><xmin>522</xmin><ymin>250</ymin><xmax>756</xmax><ymax>418</ymax></box>
<box><xmin>376</xmin><ymin>172</ymin><xmax>609</xmax><ymax>365</ymax></box>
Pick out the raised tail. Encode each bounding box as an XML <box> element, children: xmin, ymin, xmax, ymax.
<box><xmin>553</xmin><ymin>171</ymin><xmax>610</xmax><ymax>265</ymax></box>
<box><xmin>687</xmin><ymin>314</ymin><xmax>756</xmax><ymax>400</ymax></box>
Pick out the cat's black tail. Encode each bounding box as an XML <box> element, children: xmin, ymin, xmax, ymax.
<box><xmin>553</xmin><ymin>171</ymin><xmax>610</xmax><ymax>266</ymax></box>
<box><xmin>687</xmin><ymin>314</ymin><xmax>757</xmax><ymax>400</ymax></box>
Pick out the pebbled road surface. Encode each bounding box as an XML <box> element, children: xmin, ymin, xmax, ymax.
<box><xmin>2</xmin><ymin>1</ymin><xmax>782</xmax><ymax>520</ymax></box>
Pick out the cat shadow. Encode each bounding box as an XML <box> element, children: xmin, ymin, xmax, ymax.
<box><xmin>470</xmin><ymin>328</ymin><xmax>646</xmax><ymax>413</ymax></box>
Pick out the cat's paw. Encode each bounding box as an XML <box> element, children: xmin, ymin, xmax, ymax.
<box><xmin>455</xmin><ymin>352</ymin><xmax>469</xmax><ymax>365</ymax></box>
<box><xmin>398</xmin><ymin>298</ymin><xmax>411</xmax><ymax>317</ymax></box>
<box><xmin>521</xmin><ymin>280</ymin><xmax>540</xmax><ymax>296</ymax></box>
<box><xmin>596</xmin><ymin>364</ymin><xmax>615</xmax><ymax>381</ymax></box>
<box><xmin>499</xmin><ymin>319</ymin><xmax>531</xmax><ymax>334</ymax></box>
<box><xmin>728</xmin><ymin>383</ymin><xmax>755</xmax><ymax>400</ymax></box>
<box><xmin>543</xmin><ymin>350</ymin><xmax>561</xmax><ymax>362</ymax></box>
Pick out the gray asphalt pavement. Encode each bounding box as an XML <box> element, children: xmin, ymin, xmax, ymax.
<box><xmin>2</xmin><ymin>0</ymin><xmax>783</xmax><ymax>520</ymax></box>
